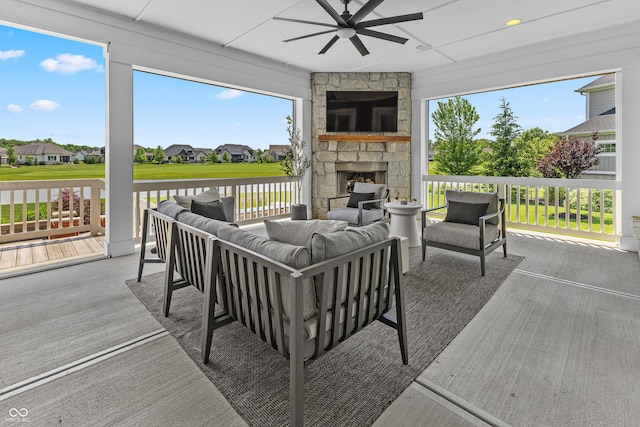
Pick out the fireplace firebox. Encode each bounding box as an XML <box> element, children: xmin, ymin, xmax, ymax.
<box><xmin>335</xmin><ymin>162</ymin><xmax>387</xmax><ymax>195</ymax></box>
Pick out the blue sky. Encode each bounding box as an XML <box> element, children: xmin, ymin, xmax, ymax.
<box><xmin>2</xmin><ymin>24</ymin><xmax>595</xmax><ymax>150</ymax></box>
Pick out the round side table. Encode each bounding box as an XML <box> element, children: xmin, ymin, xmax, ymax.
<box><xmin>384</xmin><ymin>202</ymin><xmax>422</xmax><ymax>247</ymax></box>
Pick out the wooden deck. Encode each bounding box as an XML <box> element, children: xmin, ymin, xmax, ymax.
<box><xmin>0</xmin><ymin>233</ymin><xmax>105</xmax><ymax>275</ymax></box>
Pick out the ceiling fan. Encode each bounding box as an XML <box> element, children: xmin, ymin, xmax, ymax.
<box><xmin>274</xmin><ymin>0</ymin><xmax>423</xmax><ymax>56</ymax></box>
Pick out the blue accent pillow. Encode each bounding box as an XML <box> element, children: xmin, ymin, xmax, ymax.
<box><xmin>444</xmin><ymin>201</ymin><xmax>489</xmax><ymax>226</ymax></box>
<box><xmin>346</xmin><ymin>192</ymin><xmax>375</xmax><ymax>210</ymax></box>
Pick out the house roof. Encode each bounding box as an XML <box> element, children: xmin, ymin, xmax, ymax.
<box><xmin>215</xmin><ymin>144</ymin><xmax>254</xmax><ymax>155</ymax></box>
<box><xmin>562</xmin><ymin>109</ymin><xmax>616</xmax><ymax>135</ymax></box>
<box><xmin>14</xmin><ymin>143</ymin><xmax>73</xmax><ymax>156</ymax></box>
<box><xmin>163</xmin><ymin>144</ymin><xmax>195</xmax><ymax>157</ymax></box>
<box><xmin>576</xmin><ymin>74</ymin><xmax>615</xmax><ymax>93</ymax></box>
<box><xmin>269</xmin><ymin>145</ymin><xmax>289</xmax><ymax>155</ymax></box>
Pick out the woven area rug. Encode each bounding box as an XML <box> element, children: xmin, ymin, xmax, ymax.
<box><xmin>127</xmin><ymin>247</ymin><xmax>522</xmax><ymax>426</ymax></box>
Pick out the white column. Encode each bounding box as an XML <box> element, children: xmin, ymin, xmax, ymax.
<box><xmin>104</xmin><ymin>53</ymin><xmax>135</xmax><ymax>257</ymax></box>
<box><xmin>410</xmin><ymin>97</ymin><xmax>424</xmax><ymax>203</ymax></box>
<box><xmin>619</xmin><ymin>65</ymin><xmax>640</xmax><ymax>251</ymax></box>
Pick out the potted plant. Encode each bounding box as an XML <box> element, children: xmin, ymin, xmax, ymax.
<box><xmin>281</xmin><ymin>115</ymin><xmax>311</xmax><ymax>220</ymax></box>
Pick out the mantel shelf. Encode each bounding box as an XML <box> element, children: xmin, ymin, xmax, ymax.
<box><xmin>318</xmin><ymin>134</ymin><xmax>411</xmax><ymax>142</ymax></box>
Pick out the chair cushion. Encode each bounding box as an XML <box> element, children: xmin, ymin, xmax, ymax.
<box><xmin>445</xmin><ymin>190</ymin><xmax>499</xmax><ymax>225</ymax></box>
<box><xmin>264</xmin><ymin>219</ymin><xmax>348</xmax><ymax>248</ymax></box>
<box><xmin>326</xmin><ymin>207</ymin><xmax>384</xmax><ymax>226</ymax></box>
<box><xmin>353</xmin><ymin>182</ymin><xmax>386</xmax><ymax>208</ymax></box>
<box><xmin>191</xmin><ymin>199</ymin><xmax>227</xmax><ymax>221</ymax></box>
<box><xmin>444</xmin><ymin>201</ymin><xmax>489</xmax><ymax>226</ymax></box>
<box><xmin>156</xmin><ymin>200</ymin><xmax>188</xmax><ymax>219</ymax></box>
<box><xmin>346</xmin><ymin>192</ymin><xmax>375</xmax><ymax>209</ymax></box>
<box><xmin>173</xmin><ymin>187</ymin><xmax>221</xmax><ymax>209</ymax></box>
<box><xmin>424</xmin><ymin>221</ymin><xmax>500</xmax><ymax>250</ymax></box>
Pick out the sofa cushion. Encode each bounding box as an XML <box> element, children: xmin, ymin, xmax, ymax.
<box><xmin>220</xmin><ymin>196</ymin><xmax>234</xmax><ymax>223</ymax></box>
<box><xmin>176</xmin><ymin>211</ymin><xmax>233</xmax><ymax>236</ymax></box>
<box><xmin>217</xmin><ymin>226</ymin><xmax>316</xmax><ymax>321</ymax></box>
<box><xmin>346</xmin><ymin>192</ymin><xmax>375</xmax><ymax>209</ymax></box>
<box><xmin>264</xmin><ymin>219</ymin><xmax>348</xmax><ymax>248</ymax></box>
<box><xmin>156</xmin><ymin>200</ymin><xmax>188</xmax><ymax>219</ymax></box>
<box><xmin>444</xmin><ymin>201</ymin><xmax>489</xmax><ymax>226</ymax></box>
<box><xmin>424</xmin><ymin>221</ymin><xmax>500</xmax><ymax>250</ymax></box>
<box><xmin>173</xmin><ymin>187</ymin><xmax>221</xmax><ymax>209</ymax></box>
<box><xmin>326</xmin><ymin>207</ymin><xmax>384</xmax><ymax>226</ymax></box>
<box><xmin>191</xmin><ymin>199</ymin><xmax>227</xmax><ymax>221</ymax></box>
<box><xmin>445</xmin><ymin>190</ymin><xmax>499</xmax><ymax>225</ymax></box>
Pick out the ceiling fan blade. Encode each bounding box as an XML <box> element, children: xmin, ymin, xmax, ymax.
<box><xmin>273</xmin><ymin>16</ymin><xmax>338</xmax><ymax>29</ymax></box>
<box><xmin>348</xmin><ymin>0</ymin><xmax>385</xmax><ymax>25</ymax></box>
<box><xmin>316</xmin><ymin>0</ymin><xmax>348</xmax><ymax>26</ymax></box>
<box><xmin>357</xmin><ymin>28</ymin><xmax>408</xmax><ymax>44</ymax></box>
<box><xmin>357</xmin><ymin>12</ymin><xmax>424</xmax><ymax>29</ymax></box>
<box><xmin>284</xmin><ymin>29</ymin><xmax>337</xmax><ymax>43</ymax></box>
<box><xmin>349</xmin><ymin>35</ymin><xmax>370</xmax><ymax>56</ymax></box>
<box><xmin>319</xmin><ymin>35</ymin><xmax>340</xmax><ymax>54</ymax></box>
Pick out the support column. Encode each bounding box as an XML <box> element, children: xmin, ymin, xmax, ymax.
<box><xmin>619</xmin><ymin>66</ymin><xmax>640</xmax><ymax>251</ymax></box>
<box><xmin>104</xmin><ymin>54</ymin><xmax>135</xmax><ymax>257</ymax></box>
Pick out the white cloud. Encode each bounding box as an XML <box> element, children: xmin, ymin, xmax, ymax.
<box><xmin>0</xmin><ymin>49</ymin><xmax>25</xmax><ymax>60</ymax></box>
<box><xmin>30</xmin><ymin>100</ymin><xmax>60</xmax><ymax>111</ymax></box>
<box><xmin>6</xmin><ymin>104</ymin><xmax>22</xmax><ymax>113</ymax></box>
<box><xmin>40</xmin><ymin>53</ymin><xmax>102</xmax><ymax>74</ymax></box>
<box><xmin>215</xmin><ymin>89</ymin><xmax>243</xmax><ymax>100</ymax></box>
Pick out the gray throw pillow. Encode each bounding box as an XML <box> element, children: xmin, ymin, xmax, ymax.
<box><xmin>173</xmin><ymin>187</ymin><xmax>221</xmax><ymax>209</ymax></box>
<box><xmin>444</xmin><ymin>201</ymin><xmax>489</xmax><ymax>226</ymax></box>
<box><xmin>346</xmin><ymin>192</ymin><xmax>375</xmax><ymax>209</ymax></box>
<box><xmin>191</xmin><ymin>199</ymin><xmax>227</xmax><ymax>221</ymax></box>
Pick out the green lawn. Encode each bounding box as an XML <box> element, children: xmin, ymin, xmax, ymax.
<box><xmin>0</xmin><ymin>162</ymin><xmax>286</xmax><ymax>181</ymax></box>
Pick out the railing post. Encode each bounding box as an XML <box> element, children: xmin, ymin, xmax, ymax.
<box><xmin>90</xmin><ymin>180</ymin><xmax>101</xmax><ymax>236</ymax></box>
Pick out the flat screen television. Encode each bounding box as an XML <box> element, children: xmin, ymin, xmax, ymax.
<box><xmin>326</xmin><ymin>91</ymin><xmax>398</xmax><ymax>132</ymax></box>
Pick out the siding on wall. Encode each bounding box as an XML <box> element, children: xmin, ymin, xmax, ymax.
<box><xmin>588</xmin><ymin>89</ymin><xmax>615</xmax><ymax>119</ymax></box>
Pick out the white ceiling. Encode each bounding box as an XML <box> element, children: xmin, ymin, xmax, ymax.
<box><xmin>63</xmin><ymin>0</ymin><xmax>640</xmax><ymax>73</ymax></box>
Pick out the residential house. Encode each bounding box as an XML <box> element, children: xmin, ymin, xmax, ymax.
<box><xmin>14</xmin><ymin>142</ymin><xmax>73</xmax><ymax>165</ymax></box>
<box><xmin>0</xmin><ymin>147</ymin><xmax>7</xmax><ymax>165</ymax></box>
<box><xmin>164</xmin><ymin>144</ymin><xmax>197</xmax><ymax>163</ymax></box>
<box><xmin>74</xmin><ymin>148</ymin><xmax>104</xmax><ymax>163</ymax></box>
<box><xmin>561</xmin><ymin>74</ymin><xmax>616</xmax><ymax>178</ymax></box>
<box><xmin>215</xmin><ymin>144</ymin><xmax>255</xmax><ymax>163</ymax></box>
<box><xmin>267</xmin><ymin>144</ymin><xmax>288</xmax><ymax>161</ymax></box>
<box><xmin>195</xmin><ymin>147</ymin><xmax>212</xmax><ymax>162</ymax></box>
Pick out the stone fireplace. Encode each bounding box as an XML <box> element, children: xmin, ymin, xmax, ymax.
<box><xmin>311</xmin><ymin>72</ymin><xmax>412</xmax><ymax>219</ymax></box>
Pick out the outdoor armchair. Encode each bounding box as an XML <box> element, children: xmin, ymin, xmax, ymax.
<box><xmin>421</xmin><ymin>190</ymin><xmax>507</xmax><ymax>276</ymax></box>
<box><xmin>327</xmin><ymin>182</ymin><xmax>389</xmax><ymax>226</ymax></box>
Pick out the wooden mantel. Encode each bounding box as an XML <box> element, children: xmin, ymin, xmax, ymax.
<box><xmin>318</xmin><ymin>134</ymin><xmax>411</xmax><ymax>142</ymax></box>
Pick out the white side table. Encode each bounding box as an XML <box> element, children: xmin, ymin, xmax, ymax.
<box><xmin>384</xmin><ymin>202</ymin><xmax>422</xmax><ymax>247</ymax></box>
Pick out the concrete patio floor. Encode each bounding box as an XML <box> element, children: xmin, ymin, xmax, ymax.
<box><xmin>1</xmin><ymin>226</ymin><xmax>639</xmax><ymax>426</ymax></box>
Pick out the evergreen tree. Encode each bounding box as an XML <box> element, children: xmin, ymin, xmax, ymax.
<box><xmin>208</xmin><ymin>151</ymin><xmax>219</xmax><ymax>163</ymax></box>
<box><xmin>222</xmin><ymin>151</ymin><xmax>231</xmax><ymax>163</ymax></box>
<box><xmin>7</xmin><ymin>147</ymin><xmax>17</xmax><ymax>165</ymax></box>
<box><xmin>431</xmin><ymin>96</ymin><xmax>481</xmax><ymax>175</ymax></box>
<box><xmin>488</xmin><ymin>97</ymin><xmax>521</xmax><ymax>176</ymax></box>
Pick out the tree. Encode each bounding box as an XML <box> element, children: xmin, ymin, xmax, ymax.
<box><xmin>173</xmin><ymin>155</ymin><xmax>183</xmax><ymax>164</ymax></box>
<box><xmin>134</xmin><ymin>148</ymin><xmax>147</xmax><ymax>164</ymax></box>
<box><xmin>222</xmin><ymin>151</ymin><xmax>231</xmax><ymax>163</ymax></box>
<box><xmin>7</xmin><ymin>147</ymin><xmax>16</xmax><ymax>165</ymax></box>
<box><xmin>152</xmin><ymin>146</ymin><xmax>165</xmax><ymax>163</ymax></box>
<box><xmin>512</xmin><ymin>127</ymin><xmax>557</xmax><ymax>177</ymax></box>
<box><xmin>208</xmin><ymin>151</ymin><xmax>219</xmax><ymax>163</ymax></box>
<box><xmin>254</xmin><ymin>148</ymin><xmax>264</xmax><ymax>163</ymax></box>
<box><xmin>488</xmin><ymin>97</ymin><xmax>522</xmax><ymax>176</ymax></box>
<box><xmin>537</xmin><ymin>133</ymin><xmax>602</xmax><ymax>178</ymax></box>
<box><xmin>431</xmin><ymin>96</ymin><xmax>481</xmax><ymax>175</ymax></box>
<box><xmin>280</xmin><ymin>115</ymin><xmax>310</xmax><ymax>203</ymax></box>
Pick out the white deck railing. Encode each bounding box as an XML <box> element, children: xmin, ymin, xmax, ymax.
<box><xmin>423</xmin><ymin>175</ymin><xmax>621</xmax><ymax>241</ymax></box>
<box><xmin>0</xmin><ymin>176</ymin><xmax>298</xmax><ymax>244</ymax></box>
<box><xmin>0</xmin><ymin>178</ymin><xmax>106</xmax><ymax>243</ymax></box>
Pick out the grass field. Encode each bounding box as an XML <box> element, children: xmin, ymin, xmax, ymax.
<box><xmin>0</xmin><ymin>162</ymin><xmax>286</xmax><ymax>181</ymax></box>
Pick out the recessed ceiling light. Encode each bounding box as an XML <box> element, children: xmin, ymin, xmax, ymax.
<box><xmin>506</xmin><ymin>19</ymin><xmax>522</xmax><ymax>27</ymax></box>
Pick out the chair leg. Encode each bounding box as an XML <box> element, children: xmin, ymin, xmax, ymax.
<box><xmin>137</xmin><ymin>210</ymin><xmax>150</xmax><ymax>282</ymax></box>
<box><xmin>421</xmin><ymin>240</ymin><xmax>427</xmax><ymax>261</ymax></box>
<box><xmin>503</xmin><ymin>241</ymin><xmax>507</xmax><ymax>257</ymax></box>
<box><xmin>480</xmin><ymin>252</ymin><xmax>486</xmax><ymax>276</ymax></box>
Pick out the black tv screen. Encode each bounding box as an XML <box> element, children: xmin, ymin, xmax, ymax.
<box><xmin>326</xmin><ymin>91</ymin><xmax>398</xmax><ymax>132</ymax></box>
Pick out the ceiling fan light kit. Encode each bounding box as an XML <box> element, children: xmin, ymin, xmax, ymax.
<box><xmin>276</xmin><ymin>0</ymin><xmax>424</xmax><ymax>56</ymax></box>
